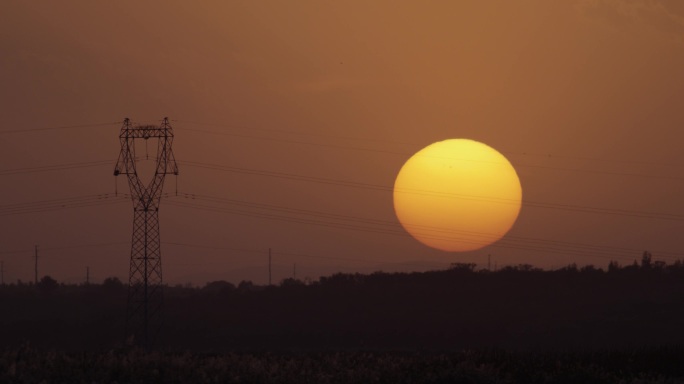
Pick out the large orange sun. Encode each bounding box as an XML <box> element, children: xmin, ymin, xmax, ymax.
<box><xmin>393</xmin><ymin>139</ymin><xmax>522</xmax><ymax>252</ymax></box>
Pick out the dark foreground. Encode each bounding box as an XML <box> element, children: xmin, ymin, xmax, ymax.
<box><xmin>2</xmin><ymin>346</ymin><xmax>684</xmax><ymax>384</ymax></box>
<box><xmin>4</xmin><ymin>260</ymin><xmax>684</xmax><ymax>382</ymax></box>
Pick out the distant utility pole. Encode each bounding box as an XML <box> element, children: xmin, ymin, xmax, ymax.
<box><xmin>488</xmin><ymin>254</ymin><xmax>491</xmax><ymax>271</ymax></box>
<box><xmin>86</xmin><ymin>266</ymin><xmax>90</xmax><ymax>285</ymax></box>
<box><xmin>34</xmin><ymin>245</ymin><xmax>38</xmax><ymax>284</ymax></box>
<box><xmin>268</xmin><ymin>248</ymin><xmax>272</xmax><ymax>286</ymax></box>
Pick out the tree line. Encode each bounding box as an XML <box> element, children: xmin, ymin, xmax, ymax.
<box><xmin>2</xmin><ymin>253</ymin><xmax>684</xmax><ymax>352</ymax></box>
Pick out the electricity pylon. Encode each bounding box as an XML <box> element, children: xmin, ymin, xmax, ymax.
<box><xmin>114</xmin><ymin>117</ymin><xmax>178</xmax><ymax>347</ymax></box>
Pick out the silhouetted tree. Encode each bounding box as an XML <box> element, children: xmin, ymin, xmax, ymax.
<box><xmin>280</xmin><ymin>278</ymin><xmax>305</xmax><ymax>288</ymax></box>
<box><xmin>580</xmin><ymin>264</ymin><xmax>601</xmax><ymax>273</ymax></box>
<box><xmin>502</xmin><ymin>264</ymin><xmax>540</xmax><ymax>272</ymax></box>
<box><xmin>559</xmin><ymin>263</ymin><xmax>578</xmax><ymax>273</ymax></box>
<box><xmin>237</xmin><ymin>280</ymin><xmax>255</xmax><ymax>292</ymax></box>
<box><xmin>6</xmin><ymin>262</ymin><xmax>684</xmax><ymax>351</ymax></box>
<box><xmin>37</xmin><ymin>275</ymin><xmax>58</xmax><ymax>293</ymax></box>
<box><xmin>641</xmin><ymin>251</ymin><xmax>652</xmax><ymax>269</ymax></box>
<box><xmin>608</xmin><ymin>261</ymin><xmax>620</xmax><ymax>273</ymax></box>
<box><xmin>102</xmin><ymin>277</ymin><xmax>124</xmax><ymax>292</ymax></box>
<box><xmin>320</xmin><ymin>273</ymin><xmax>364</xmax><ymax>287</ymax></box>
<box><xmin>668</xmin><ymin>259</ymin><xmax>683</xmax><ymax>272</ymax></box>
<box><xmin>203</xmin><ymin>280</ymin><xmax>235</xmax><ymax>295</ymax></box>
<box><xmin>654</xmin><ymin>260</ymin><xmax>666</xmax><ymax>270</ymax></box>
<box><xmin>449</xmin><ymin>263</ymin><xmax>476</xmax><ymax>272</ymax></box>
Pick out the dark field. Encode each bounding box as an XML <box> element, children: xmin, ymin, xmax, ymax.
<box><xmin>3</xmin><ymin>346</ymin><xmax>684</xmax><ymax>383</ymax></box>
<box><xmin>3</xmin><ymin>259</ymin><xmax>684</xmax><ymax>382</ymax></box>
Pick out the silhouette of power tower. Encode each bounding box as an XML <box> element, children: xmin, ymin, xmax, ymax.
<box><xmin>114</xmin><ymin>117</ymin><xmax>178</xmax><ymax>347</ymax></box>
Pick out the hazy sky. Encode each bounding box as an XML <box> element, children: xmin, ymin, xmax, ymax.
<box><xmin>2</xmin><ymin>0</ymin><xmax>684</xmax><ymax>285</ymax></box>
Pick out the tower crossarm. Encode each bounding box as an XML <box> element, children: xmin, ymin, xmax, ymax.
<box><xmin>155</xmin><ymin>118</ymin><xmax>179</xmax><ymax>176</ymax></box>
<box><xmin>114</xmin><ymin>118</ymin><xmax>179</xmax><ymax>207</ymax></box>
<box><xmin>114</xmin><ymin>118</ymin><xmax>137</xmax><ymax>176</ymax></box>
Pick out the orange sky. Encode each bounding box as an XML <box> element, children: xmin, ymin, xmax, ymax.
<box><xmin>2</xmin><ymin>0</ymin><xmax>684</xmax><ymax>285</ymax></box>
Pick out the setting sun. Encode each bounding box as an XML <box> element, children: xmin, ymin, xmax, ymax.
<box><xmin>393</xmin><ymin>139</ymin><xmax>522</xmax><ymax>252</ymax></box>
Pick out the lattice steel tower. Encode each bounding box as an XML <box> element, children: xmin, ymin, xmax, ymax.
<box><xmin>114</xmin><ymin>117</ymin><xmax>178</xmax><ymax>347</ymax></box>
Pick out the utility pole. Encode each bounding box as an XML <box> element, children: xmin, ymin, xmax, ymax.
<box><xmin>34</xmin><ymin>245</ymin><xmax>38</xmax><ymax>284</ymax></box>
<box><xmin>268</xmin><ymin>248</ymin><xmax>272</xmax><ymax>286</ymax></box>
<box><xmin>488</xmin><ymin>254</ymin><xmax>491</xmax><ymax>271</ymax></box>
<box><xmin>114</xmin><ymin>117</ymin><xmax>178</xmax><ymax>348</ymax></box>
<box><xmin>86</xmin><ymin>266</ymin><xmax>90</xmax><ymax>285</ymax></box>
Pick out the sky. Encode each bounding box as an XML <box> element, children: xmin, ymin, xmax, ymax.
<box><xmin>2</xmin><ymin>0</ymin><xmax>684</xmax><ymax>285</ymax></box>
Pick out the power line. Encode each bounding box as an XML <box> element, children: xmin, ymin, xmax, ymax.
<box><xmin>5</xmin><ymin>118</ymin><xmax>674</xmax><ymax>171</ymax></box>
<box><xmin>0</xmin><ymin>156</ymin><xmax>153</xmax><ymax>177</ymax></box>
<box><xmin>162</xmin><ymin>241</ymin><xmax>447</xmax><ymax>266</ymax></box>
<box><xmin>3</xmin><ymin>119</ymin><xmax>681</xmax><ymax>271</ymax></box>
<box><xmin>4</xmin><ymin>120</ymin><xmax>679</xmax><ymax>179</ymax></box>
<box><xmin>165</xmin><ymin>194</ymin><xmax>683</xmax><ymax>262</ymax></box>
<box><xmin>178</xmin><ymin>161</ymin><xmax>684</xmax><ymax>222</ymax></box>
<box><xmin>162</xmin><ymin>237</ymin><xmax>672</xmax><ymax>269</ymax></box>
<box><xmin>0</xmin><ymin>160</ymin><xmax>113</xmax><ymax>176</ymax></box>
<box><xmin>42</xmin><ymin>242</ymin><xmax>130</xmax><ymax>252</ymax></box>
<box><xmin>0</xmin><ymin>194</ymin><xmax>121</xmax><ymax>210</ymax></box>
<box><xmin>0</xmin><ymin>161</ymin><xmax>678</xmax><ymax>263</ymax></box>
<box><xmin>173</xmin><ymin>122</ymin><xmax>683</xmax><ymax>175</ymax></box>
<box><xmin>172</xmin><ymin>120</ymin><xmax>418</xmax><ymax>147</ymax></box>
<box><xmin>0</xmin><ymin>194</ymin><xmax>128</xmax><ymax>216</ymax></box>
<box><xmin>0</xmin><ymin>236</ymin><xmax>671</xmax><ymax>278</ymax></box>
<box><xmin>0</xmin><ymin>122</ymin><xmax>120</xmax><ymax>135</ymax></box>
<box><xmin>0</xmin><ymin>242</ymin><xmax>129</xmax><ymax>256</ymax></box>
<box><xmin>176</xmin><ymin>126</ymin><xmax>409</xmax><ymax>158</ymax></box>
<box><xmin>2</xmin><ymin>156</ymin><xmax>678</xmax><ymax>242</ymax></box>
